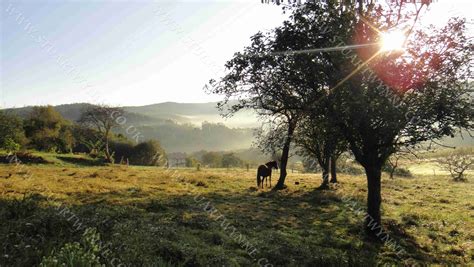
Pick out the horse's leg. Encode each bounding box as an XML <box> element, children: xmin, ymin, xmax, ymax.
<box><xmin>269</xmin><ymin>175</ymin><xmax>272</xmax><ymax>187</ymax></box>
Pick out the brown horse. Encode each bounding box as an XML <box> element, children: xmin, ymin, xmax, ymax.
<box><xmin>257</xmin><ymin>161</ymin><xmax>278</xmax><ymax>188</ymax></box>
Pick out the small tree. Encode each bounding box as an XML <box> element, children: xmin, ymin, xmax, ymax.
<box><xmin>0</xmin><ymin>111</ymin><xmax>25</xmax><ymax>152</ymax></box>
<box><xmin>78</xmin><ymin>105</ymin><xmax>123</xmax><ymax>163</ymax></box>
<box><xmin>57</xmin><ymin>124</ymin><xmax>75</xmax><ymax>153</ymax></box>
<box><xmin>208</xmin><ymin>28</ymin><xmax>310</xmax><ymax>189</ymax></box>
<box><xmin>295</xmin><ymin>105</ymin><xmax>347</xmax><ymax>187</ymax></box>
<box><xmin>385</xmin><ymin>153</ymin><xmax>401</xmax><ymax>180</ymax></box>
<box><xmin>221</xmin><ymin>153</ymin><xmax>243</xmax><ymax>168</ymax></box>
<box><xmin>185</xmin><ymin>156</ymin><xmax>199</xmax><ymax>168</ymax></box>
<box><xmin>201</xmin><ymin>151</ymin><xmax>222</xmax><ymax>168</ymax></box>
<box><xmin>438</xmin><ymin>153</ymin><xmax>473</xmax><ymax>181</ymax></box>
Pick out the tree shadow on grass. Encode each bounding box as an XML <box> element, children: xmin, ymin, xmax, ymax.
<box><xmin>56</xmin><ymin>156</ymin><xmax>105</xmax><ymax>166</ymax></box>
<box><xmin>0</xmin><ymin>186</ymin><xmax>438</xmax><ymax>266</ymax></box>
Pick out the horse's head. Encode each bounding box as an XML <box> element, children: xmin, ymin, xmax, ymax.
<box><xmin>266</xmin><ymin>161</ymin><xmax>278</xmax><ymax>170</ymax></box>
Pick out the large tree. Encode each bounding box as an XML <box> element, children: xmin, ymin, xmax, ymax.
<box><xmin>214</xmin><ymin>1</ymin><xmax>473</xmax><ymax>235</ymax></box>
<box><xmin>209</xmin><ymin>30</ymin><xmax>314</xmax><ymax>189</ymax></box>
<box><xmin>333</xmin><ymin>18</ymin><xmax>472</xmax><ymax>231</ymax></box>
<box><xmin>281</xmin><ymin>2</ymin><xmax>473</xmax><ymax>232</ymax></box>
<box><xmin>78</xmin><ymin>105</ymin><xmax>123</xmax><ymax>163</ymax></box>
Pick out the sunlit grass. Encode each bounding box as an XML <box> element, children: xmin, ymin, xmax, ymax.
<box><xmin>0</xmin><ymin>155</ymin><xmax>473</xmax><ymax>265</ymax></box>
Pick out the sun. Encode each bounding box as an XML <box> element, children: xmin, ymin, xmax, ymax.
<box><xmin>380</xmin><ymin>30</ymin><xmax>406</xmax><ymax>52</ymax></box>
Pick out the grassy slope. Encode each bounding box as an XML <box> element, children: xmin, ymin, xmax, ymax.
<box><xmin>0</xmin><ymin>160</ymin><xmax>473</xmax><ymax>266</ymax></box>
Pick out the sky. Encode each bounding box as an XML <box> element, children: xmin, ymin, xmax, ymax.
<box><xmin>1</xmin><ymin>0</ymin><xmax>473</xmax><ymax>109</ymax></box>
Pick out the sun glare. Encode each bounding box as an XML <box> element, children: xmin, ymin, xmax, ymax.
<box><xmin>380</xmin><ymin>30</ymin><xmax>406</xmax><ymax>52</ymax></box>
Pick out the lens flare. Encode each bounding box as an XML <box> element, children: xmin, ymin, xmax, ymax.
<box><xmin>380</xmin><ymin>30</ymin><xmax>406</xmax><ymax>52</ymax></box>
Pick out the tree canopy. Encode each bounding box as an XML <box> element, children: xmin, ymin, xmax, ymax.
<box><xmin>211</xmin><ymin>1</ymin><xmax>473</xmax><ymax>234</ymax></box>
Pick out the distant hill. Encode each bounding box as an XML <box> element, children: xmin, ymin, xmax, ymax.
<box><xmin>4</xmin><ymin>102</ymin><xmax>471</xmax><ymax>152</ymax></box>
<box><xmin>123</xmin><ymin>102</ymin><xmax>259</xmax><ymax>128</ymax></box>
<box><xmin>3</xmin><ymin>102</ymin><xmax>258</xmax><ymax>153</ymax></box>
<box><xmin>5</xmin><ymin>102</ymin><xmax>258</xmax><ymax>128</ymax></box>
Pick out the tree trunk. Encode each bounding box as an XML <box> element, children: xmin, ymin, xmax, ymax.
<box><xmin>321</xmin><ymin>157</ymin><xmax>330</xmax><ymax>186</ymax></box>
<box><xmin>274</xmin><ymin>140</ymin><xmax>290</xmax><ymax>190</ymax></box>
<box><xmin>104</xmin><ymin>129</ymin><xmax>113</xmax><ymax>163</ymax></box>
<box><xmin>274</xmin><ymin>122</ymin><xmax>295</xmax><ymax>190</ymax></box>
<box><xmin>364</xmin><ymin>165</ymin><xmax>382</xmax><ymax>235</ymax></box>
<box><xmin>330</xmin><ymin>156</ymin><xmax>337</xmax><ymax>183</ymax></box>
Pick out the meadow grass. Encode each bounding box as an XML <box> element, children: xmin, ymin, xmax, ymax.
<box><xmin>0</xmin><ymin>158</ymin><xmax>473</xmax><ymax>266</ymax></box>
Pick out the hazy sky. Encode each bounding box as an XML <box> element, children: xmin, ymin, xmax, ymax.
<box><xmin>1</xmin><ymin>0</ymin><xmax>472</xmax><ymax>108</ymax></box>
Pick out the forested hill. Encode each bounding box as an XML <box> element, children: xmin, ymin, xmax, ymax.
<box><xmin>4</xmin><ymin>102</ymin><xmax>471</xmax><ymax>152</ymax></box>
<box><xmin>3</xmin><ymin>102</ymin><xmax>258</xmax><ymax>153</ymax></box>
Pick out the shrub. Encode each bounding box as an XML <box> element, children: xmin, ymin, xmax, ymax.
<box><xmin>71</xmin><ymin>125</ymin><xmax>102</xmax><ymax>153</ymax></box>
<box><xmin>394</xmin><ymin>167</ymin><xmax>412</xmax><ymax>177</ymax></box>
<box><xmin>39</xmin><ymin>228</ymin><xmax>103</xmax><ymax>267</ymax></box>
<box><xmin>438</xmin><ymin>153</ymin><xmax>473</xmax><ymax>181</ymax></box>
<box><xmin>109</xmin><ymin>140</ymin><xmax>135</xmax><ymax>164</ymax></box>
<box><xmin>382</xmin><ymin>164</ymin><xmax>412</xmax><ymax>178</ymax></box>
<box><xmin>336</xmin><ymin>156</ymin><xmax>364</xmax><ymax>175</ymax></box>
<box><xmin>2</xmin><ymin>138</ymin><xmax>21</xmax><ymax>152</ymax></box>
<box><xmin>130</xmin><ymin>140</ymin><xmax>166</xmax><ymax>166</ymax></box>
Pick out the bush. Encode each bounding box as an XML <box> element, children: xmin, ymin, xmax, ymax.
<box><xmin>110</xmin><ymin>140</ymin><xmax>135</xmax><ymax>164</ymax></box>
<box><xmin>393</xmin><ymin>167</ymin><xmax>412</xmax><ymax>177</ymax></box>
<box><xmin>71</xmin><ymin>126</ymin><xmax>101</xmax><ymax>153</ymax></box>
<box><xmin>382</xmin><ymin>164</ymin><xmax>412</xmax><ymax>178</ymax></box>
<box><xmin>2</xmin><ymin>138</ymin><xmax>21</xmax><ymax>152</ymax></box>
<box><xmin>438</xmin><ymin>152</ymin><xmax>473</xmax><ymax>181</ymax></box>
<box><xmin>39</xmin><ymin>228</ymin><xmax>103</xmax><ymax>267</ymax></box>
<box><xmin>336</xmin><ymin>156</ymin><xmax>364</xmax><ymax>175</ymax></box>
<box><xmin>130</xmin><ymin>140</ymin><xmax>166</xmax><ymax>166</ymax></box>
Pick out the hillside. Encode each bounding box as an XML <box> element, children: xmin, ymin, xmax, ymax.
<box><xmin>3</xmin><ymin>102</ymin><xmax>258</xmax><ymax>153</ymax></box>
<box><xmin>3</xmin><ymin>102</ymin><xmax>472</xmax><ymax>152</ymax></box>
<box><xmin>5</xmin><ymin>102</ymin><xmax>259</xmax><ymax>128</ymax></box>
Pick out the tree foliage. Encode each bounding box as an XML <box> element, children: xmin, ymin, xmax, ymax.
<box><xmin>0</xmin><ymin>111</ymin><xmax>25</xmax><ymax>152</ymax></box>
<box><xmin>78</xmin><ymin>105</ymin><xmax>123</xmax><ymax>163</ymax></box>
<box><xmin>211</xmin><ymin>1</ymin><xmax>473</xmax><ymax>233</ymax></box>
<box><xmin>23</xmin><ymin>106</ymin><xmax>73</xmax><ymax>152</ymax></box>
<box><xmin>130</xmin><ymin>140</ymin><xmax>166</xmax><ymax>166</ymax></box>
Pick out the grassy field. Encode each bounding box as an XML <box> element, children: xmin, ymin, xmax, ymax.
<box><xmin>0</xmin><ymin>155</ymin><xmax>473</xmax><ymax>266</ymax></box>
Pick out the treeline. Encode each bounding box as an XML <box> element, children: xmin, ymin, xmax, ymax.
<box><xmin>124</xmin><ymin>121</ymin><xmax>254</xmax><ymax>153</ymax></box>
<box><xmin>0</xmin><ymin>105</ymin><xmax>166</xmax><ymax>166</ymax></box>
<box><xmin>181</xmin><ymin>151</ymin><xmax>246</xmax><ymax>168</ymax></box>
<box><xmin>6</xmin><ymin>103</ymin><xmax>256</xmax><ymax>153</ymax></box>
